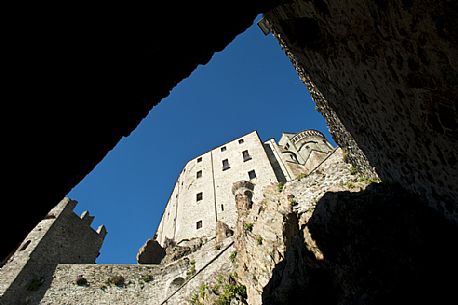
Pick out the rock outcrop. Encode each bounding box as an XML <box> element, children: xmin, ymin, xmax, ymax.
<box><xmin>265</xmin><ymin>0</ymin><xmax>458</xmax><ymax>222</ymax></box>
<box><xmin>137</xmin><ymin>239</ymin><xmax>166</xmax><ymax>264</ymax></box>
<box><xmin>232</xmin><ymin>149</ymin><xmax>458</xmax><ymax>305</ymax></box>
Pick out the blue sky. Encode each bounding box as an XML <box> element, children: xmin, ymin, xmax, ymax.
<box><xmin>68</xmin><ymin>15</ymin><xmax>335</xmax><ymax>264</ymax></box>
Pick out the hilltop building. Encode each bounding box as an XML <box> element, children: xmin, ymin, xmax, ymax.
<box><xmin>153</xmin><ymin>130</ymin><xmax>333</xmax><ymax>248</ymax></box>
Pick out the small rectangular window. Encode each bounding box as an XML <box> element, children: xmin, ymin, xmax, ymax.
<box><xmin>221</xmin><ymin>146</ymin><xmax>226</xmax><ymax>152</ymax></box>
<box><xmin>238</xmin><ymin>139</ymin><xmax>244</xmax><ymax>144</ymax></box>
<box><xmin>196</xmin><ymin>192</ymin><xmax>203</xmax><ymax>201</ymax></box>
<box><xmin>221</xmin><ymin>204</ymin><xmax>224</xmax><ymax>211</ymax></box>
<box><xmin>197</xmin><ymin>157</ymin><xmax>202</xmax><ymax>163</ymax></box>
<box><xmin>196</xmin><ymin>220</ymin><xmax>202</xmax><ymax>229</ymax></box>
<box><xmin>222</xmin><ymin>159</ymin><xmax>230</xmax><ymax>171</ymax></box>
<box><xmin>248</xmin><ymin>170</ymin><xmax>256</xmax><ymax>180</ymax></box>
<box><xmin>242</xmin><ymin>150</ymin><xmax>252</xmax><ymax>162</ymax></box>
<box><xmin>196</xmin><ymin>170</ymin><xmax>202</xmax><ymax>178</ymax></box>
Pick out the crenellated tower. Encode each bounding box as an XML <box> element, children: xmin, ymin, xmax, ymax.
<box><xmin>0</xmin><ymin>197</ymin><xmax>106</xmax><ymax>305</ymax></box>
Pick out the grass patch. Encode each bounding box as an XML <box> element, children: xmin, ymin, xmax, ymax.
<box><xmin>288</xmin><ymin>194</ymin><xmax>298</xmax><ymax>207</ymax></box>
<box><xmin>359</xmin><ymin>176</ymin><xmax>380</xmax><ymax>184</ymax></box>
<box><xmin>243</xmin><ymin>223</ymin><xmax>253</xmax><ymax>232</ymax></box>
<box><xmin>106</xmin><ymin>275</ymin><xmax>125</xmax><ymax>288</ymax></box>
<box><xmin>296</xmin><ymin>173</ymin><xmax>306</xmax><ymax>181</ymax></box>
<box><xmin>343</xmin><ymin>181</ymin><xmax>356</xmax><ymax>189</ymax></box>
<box><xmin>215</xmin><ymin>279</ymin><xmax>247</xmax><ymax>305</ymax></box>
<box><xmin>189</xmin><ymin>273</ymin><xmax>247</xmax><ymax>305</ymax></box>
<box><xmin>349</xmin><ymin>165</ymin><xmax>358</xmax><ymax>175</ymax></box>
<box><xmin>342</xmin><ymin>150</ymin><xmax>349</xmax><ymax>163</ymax></box>
<box><xmin>186</xmin><ymin>260</ymin><xmax>196</xmax><ymax>279</ymax></box>
<box><xmin>229</xmin><ymin>251</ymin><xmax>237</xmax><ymax>263</ymax></box>
<box><xmin>142</xmin><ymin>274</ymin><xmax>154</xmax><ymax>283</ymax></box>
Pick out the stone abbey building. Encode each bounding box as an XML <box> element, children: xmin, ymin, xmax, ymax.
<box><xmin>154</xmin><ymin>129</ymin><xmax>333</xmax><ymax>247</ymax></box>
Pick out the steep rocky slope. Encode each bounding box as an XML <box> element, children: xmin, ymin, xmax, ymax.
<box><xmin>232</xmin><ymin>149</ymin><xmax>457</xmax><ymax>305</ymax></box>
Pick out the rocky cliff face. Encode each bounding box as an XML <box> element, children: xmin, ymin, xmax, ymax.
<box><xmin>232</xmin><ymin>149</ymin><xmax>457</xmax><ymax>305</ymax></box>
<box><xmin>265</xmin><ymin>0</ymin><xmax>458</xmax><ymax>222</ymax></box>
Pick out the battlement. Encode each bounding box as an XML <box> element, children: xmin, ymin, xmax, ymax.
<box><xmin>79</xmin><ymin>210</ymin><xmax>107</xmax><ymax>239</ymax></box>
<box><xmin>56</xmin><ymin>197</ymin><xmax>107</xmax><ymax>239</ymax></box>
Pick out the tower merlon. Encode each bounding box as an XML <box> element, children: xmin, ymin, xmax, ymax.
<box><xmin>97</xmin><ymin>224</ymin><xmax>107</xmax><ymax>239</ymax></box>
<box><xmin>80</xmin><ymin>210</ymin><xmax>95</xmax><ymax>225</ymax></box>
<box><xmin>56</xmin><ymin>197</ymin><xmax>78</xmax><ymax>216</ymax></box>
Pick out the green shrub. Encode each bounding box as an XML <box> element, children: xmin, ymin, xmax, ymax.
<box><xmin>190</xmin><ymin>291</ymin><xmax>203</xmax><ymax>305</ymax></box>
<box><xmin>187</xmin><ymin>260</ymin><xmax>196</xmax><ymax>279</ymax></box>
<box><xmin>142</xmin><ymin>274</ymin><xmax>154</xmax><ymax>282</ymax></box>
<box><xmin>349</xmin><ymin>166</ymin><xmax>358</xmax><ymax>175</ymax></box>
<box><xmin>296</xmin><ymin>173</ymin><xmax>306</xmax><ymax>181</ymax></box>
<box><xmin>215</xmin><ymin>281</ymin><xmax>247</xmax><ymax>305</ymax></box>
<box><xmin>277</xmin><ymin>182</ymin><xmax>285</xmax><ymax>192</ymax></box>
<box><xmin>359</xmin><ymin>176</ymin><xmax>380</xmax><ymax>184</ymax></box>
<box><xmin>287</xmin><ymin>194</ymin><xmax>298</xmax><ymax>207</ymax></box>
<box><xmin>243</xmin><ymin>223</ymin><xmax>253</xmax><ymax>232</ymax></box>
<box><xmin>229</xmin><ymin>251</ymin><xmax>237</xmax><ymax>263</ymax></box>
<box><xmin>199</xmin><ymin>283</ymin><xmax>207</xmax><ymax>298</ymax></box>
<box><xmin>106</xmin><ymin>275</ymin><xmax>125</xmax><ymax>287</ymax></box>
<box><xmin>342</xmin><ymin>150</ymin><xmax>349</xmax><ymax>163</ymax></box>
<box><xmin>189</xmin><ymin>273</ymin><xmax>247</xmax><ymax>305</ymax></box>
<box><xmin>343</xmin><ymin>181</ymin><xmax>356</xmax><ymax>189</ymax></box>
<box><xmin>256</xmin><ymin>235</ymin><xmax>263</xmax><ymax>245</ymax></box>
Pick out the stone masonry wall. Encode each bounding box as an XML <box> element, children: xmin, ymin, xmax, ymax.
<box><xmin>156</xmin><ymin>131</ymin><xmax>279</xmax><ymax>247</ymax></box>
<box><xmin>265</xmin><ymin>0</ymin><xmax>458</xmax><ymax>221</ymax></box>
<box><xmin>38</xmin><ymin>237</ymin><xmax>235</xmax><ymax>305</ymax></box>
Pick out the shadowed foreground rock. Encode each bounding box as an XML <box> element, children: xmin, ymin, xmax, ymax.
<box><xmin>261</xmin><ymin>183</ymin><xmax>458</xmax><ymax>305</ymax></box>
<box><xmin>231</xmin><ymin>149</ymin><xmax>457</xmax><ymax>305</ymax></box>
<box><xmin>265</xmin><ymin>0</ymin><xmax>458</xmax><ymax>221</ymax></box>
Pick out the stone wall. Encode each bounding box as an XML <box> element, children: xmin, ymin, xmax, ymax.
<box><xmin>265</xmin><ymin>0</ymin><xmax>458</xmax><ymax>221</ymax></box>
<box><xmin>155</xmin><ymin>131</ymin><xmax>279</xmax><ymax>246</ymax></box>
<box><xmin>154</xmin><ymin>130</ymin><xmax>337</xmax><ymax>249</ymax></box>
<box><xmin>37</xmin><ymin>237</ymin><xmax>235</xmax><ymax>305</ymax></box>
